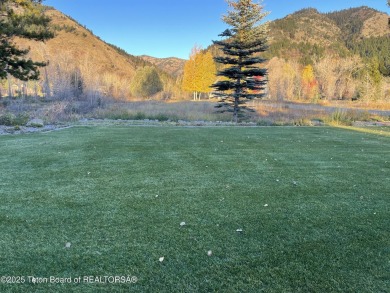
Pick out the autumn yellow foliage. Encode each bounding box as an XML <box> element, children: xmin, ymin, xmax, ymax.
<box><xmin>182</xmin><ymin>46</ymin><xmax>216</xmax><ymax>100</ymax></box>
<box><xmin>301</xmin><ymin>64</ymin><xmax>319</xmax><ymax>100</ymax></box>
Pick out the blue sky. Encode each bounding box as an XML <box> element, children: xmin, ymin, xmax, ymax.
<box><xmin>44</xmin><ymin>0</ymin><xmax>388</xmax><ymax>59</ymax></box>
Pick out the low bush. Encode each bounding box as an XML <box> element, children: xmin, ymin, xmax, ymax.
<box><xmin>133</xmin><ymin>111</ymin><xmax>146</xmax><ymax>120</ymax></box>
<box><xmin>13</xmin><ymin>113</ymin><xmax>30</xmax><ymax>126</ymax></box>
<box><xmin>293</xmin><ymin>118</ymin><xmax>313</xmax><ymax>126</ymax></box>
<box><xmin>0</xmin><ymin>112</ymin><xmax>29</xmax><ymax>126</ymax></box>
<box><xmin>326</xmin><ymin>109</ymin><xmax>372</xmax><ymax>126</ymax></box>
<box><xmin>0</xmin><ymin>113</ymin><xmax>15</xmax><ymax>126</ymax></box>
<box><xmin>152</xmin><ymin>113</ymin><xmax>179</xmax><ymax>122</ymax></box>
<box><xmin>256</xmin><ymin>120</ymin><xmax>272</xmax><ymax>126</ymax></box>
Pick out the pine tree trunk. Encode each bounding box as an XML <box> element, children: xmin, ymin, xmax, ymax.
<box><xmin>234</xmin><ymin>61</ymin><xmax>242</xmax><ymax>123</ymax></box>
<box><xmin>233</xmin><ymin>95</ymin><xmax>239</xmax><ymax>123</ymax></box>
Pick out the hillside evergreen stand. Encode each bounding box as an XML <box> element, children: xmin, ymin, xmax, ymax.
<box><xmin>212</xmin><ymin>0</ymin><xmax>269</xmax><ymax>122</ymax></box>
<box><xmin>0</xmin><ymin>0</ymin><xmax>53</xmax><ymax>81</ymax></box>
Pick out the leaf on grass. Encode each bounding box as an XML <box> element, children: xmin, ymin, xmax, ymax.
<box><xmin>65</xmin><ymin>242</ymin><xmax>71</xmax><ymax>248</ymax></box>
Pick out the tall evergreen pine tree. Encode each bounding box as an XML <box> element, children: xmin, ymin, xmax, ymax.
<box><xmin>0</xmin><ymin>0</ymin><xmax>53</xmax><ymax>81</ymax></box>
<box><xmin>212</xmin><ymin>0</ymin><xmax>269</xmax><ymax>122</ymax></box>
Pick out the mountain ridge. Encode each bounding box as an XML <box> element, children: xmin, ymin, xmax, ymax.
<box><xmin>11</xmin><ymin>6</ymin><xmax>181</xmax><ymax>99</ymax></box>
<box><xmin>263</xmin><ymin>6</ymin><xmax>389</xmax><ymax>68</ymax></box>
<box><xmin>139</xmin><ymin>55</ymin><xmax>186</xmax><ymax>77</ymax></box>
<box><xmin>7</xmin><ymin>4</ymin><xmax>390</xmax><ymax>100</ymax></box>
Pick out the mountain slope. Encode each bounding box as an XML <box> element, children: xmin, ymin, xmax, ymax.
<box><xmin>361</xmin><ymin>12</ymin><xmax>389</xmax><ymax>38</ymax></box>
<box><xmin>7</xmin><ymin>5</ymin><xmax>390</xmax><ymax>100</ymax></box>
<box><xmin>12</xmin><ymin>6</ymin><xmax>179</xmax><ymax>99</ymax></box>
<box><xmin>326</xmin><ymin>6</ymin><xmax>389</xmax><ymax>40</ymax></box>
<box><xmin>140</xmin><ymin>55</ymin><xmax>186</xmax><ymax>77</ymax></box>
<box><xmin>265</xmin><ymin>6</ymin><xmax>390</xmax><ymax>66</ymax></box>
<box><xmin>269</xmin><ymin>8</ymin><xmax>343</xmax><ymax>46</ymax></box>
<box><xmin>205</xmin><ymin>6</ymin><xmax>389</xmax><ymax>101</ymax></box>
<box><xmin>18</xmin><ymin>8</ymin><xmax>136</xmax><ymax>76</ymax></box>
<box><xmin>270</xmin><ymin>6</ymin><xmax>389</xmax><ymax>44</ymax></box>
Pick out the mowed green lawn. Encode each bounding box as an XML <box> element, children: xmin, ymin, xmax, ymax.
<box><xmin>0</xmin><ymin>126</ymin><xmax>389</xmax><ymax>292</ymax></box>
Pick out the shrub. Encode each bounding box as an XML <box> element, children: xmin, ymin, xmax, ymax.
<box><xmin>327</xmin><ymin>109</ymin><xmax>372</xmax><ymax>126</ymax></box>
<box><xmin>0</xmin><ymin>113</ymin><xmax>15</xmax><ymax>126</ymax></box>
<box><xmin>103</xmin><ymin>110</ymin><xmax>133</xmax><ymax>120</ymax></box>
<box><xmin>0</xmin><ymin>112</ymin><xmax>30</xmax><ymax>126</ymax></box>
<box><xmin>1</xmin><ymin>99</ymin><xmax>10</xmax><ymax>108</ymax></box>
<box><xmin>130</xmin><ymin>66</ymin><xmax>163</xmax><ymax>98</ymax></box>
<box><xmin>14</xmin><ymin>113</ymin><xmax>30</xmax><ymax>126</ymax></box>
<box><xmin>153</xmin><ymin>113</ymin><xmax>174</xmax><ymax>121</ymax></box>
<box><xmin>133</xmin><ymin>112</ymin><xmax>146</xmax><ymax>120</ymax></box>
<box><xmin>293</xmin><ymin>118</ymin><xmax>313</xmax><ymax>126</ymax></box>
<box><xmin>256</xmin><ymin>120</ymin><xmax>272</xmax><ymax>126</ymax></box>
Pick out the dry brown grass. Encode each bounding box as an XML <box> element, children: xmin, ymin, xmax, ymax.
<box><xmin>1</xmin><ymin>97</ymin><xmax>389</xmax><ymax>126</ymax></box>
<box><xmin>331</xmin><ymin>100</ymin><xmax>390</xmax><ymax>111</ymax></box>
<box><xmin>92</xmin><ymin>100</ymin><xmax>232</xmax><ymax>122</ymax></box>
<box><xmin>249</xmin><ymin>100</ymin><xmax>329</xmax><ymax>125</ymax></box>
<box><xmin>249</xmin><ymin>100</ymin><xmax>389</xmax><ymax>125</ymax></box>
<box><xmin>361</xmin><ymin>12</ymin><xmax>390</xmax><ymax>38</ymax></box>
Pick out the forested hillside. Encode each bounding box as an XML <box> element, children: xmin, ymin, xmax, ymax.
<box><xmin>1</xmin><ymin>5</ymin><xmax>182</xmax><ymax>100</ymax></box>
<box><xmin>140</xmin><ymin>55</ymin><xmax>186</xmax><ymax>77</ymax></box>
<box><xmin>179</xmin><ymin>6</ymin><xmax>389</xmax><ymax>103</ymax></box>
<box><xmin>1</xmin><ymin>3</ymin><xmax>389</xmax><ymax>103</ymax></box>
<box><xmin>261</xmin><ymin>6</ymin><xmax>390</xmax><ymax>102</ymax></box>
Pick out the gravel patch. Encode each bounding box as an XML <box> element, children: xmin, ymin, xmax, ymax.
<box><xmin>0</xmin><ymin>125</ymin><xmax>71</xmax><ymax>135</ymax></box>
<box><xmin>352</xmin><ymin>121</ymin><xmax>390</xmax><ymax>127</ymax></box>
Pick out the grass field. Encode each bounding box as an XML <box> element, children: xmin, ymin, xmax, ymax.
<box><xmin>0</xmin><ymin>126</ymin><xmax>389</xmax><ymax>292</ymax></box>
